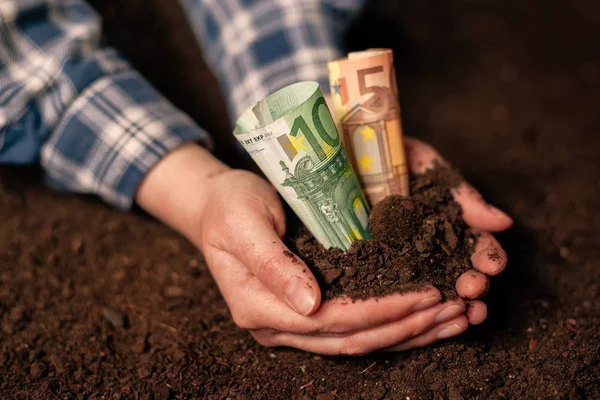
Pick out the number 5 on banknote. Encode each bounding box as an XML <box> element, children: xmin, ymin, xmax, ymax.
<box><xmin>328</xmin><ymin>49</ymin><xmax>410</xmax><ymax>206</ymax></box>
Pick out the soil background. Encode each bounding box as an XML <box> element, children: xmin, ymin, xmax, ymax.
<box><xmin>1</xmin><ymin>0</ymin><xmax>599</xmax><ymax>399</ymax></box>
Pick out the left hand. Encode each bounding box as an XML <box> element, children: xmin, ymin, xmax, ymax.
<box><xmin>382</xmin><ymin>137</ymin><xmax>512</xmax><ymax>351</ymax></box>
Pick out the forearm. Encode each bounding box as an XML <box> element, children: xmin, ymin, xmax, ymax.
<box><xmin>1</xmin><ymin>0</ymin><xmax>212</xmax><ymax>209</ymax></box>
<box><xmin>135</xmin><ymin>143</ymin><xmax>230</xmax><ymax>241</ymax></box>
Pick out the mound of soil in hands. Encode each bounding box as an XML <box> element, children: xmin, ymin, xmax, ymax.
<box><xmin>294</xmin><ymin>166</ymin><xmax>476</xmax><ymax>300</ymax></box>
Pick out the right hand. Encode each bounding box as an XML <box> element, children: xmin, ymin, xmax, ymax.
<box><xmin>137</xmin><ymin>144</ymin><xmax>490</xmax><ymax>355</ymax></box>
<box><xmin>199</xmin><ymin>170</ymin><xmax>470</xmax><ymax>355</ymax></box>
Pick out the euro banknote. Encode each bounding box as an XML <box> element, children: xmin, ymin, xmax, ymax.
<box><xmin>234</xmin><ymin>82</ymin><xmax>373</xmax><ymax>251</ymax></box>
<box><xmin>328</xmin><ymin>49</ymin><xmax>410</xmax><ymax>206</ymax></box>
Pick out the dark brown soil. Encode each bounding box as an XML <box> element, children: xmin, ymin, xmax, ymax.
<box><xmin>1</xmin><ymin>0</ymin><xmax>600</xmax><ymax>399</ymax></box>
<box><xmin>294</xmin><ymin>167</ymin><xmax>476</xmax><ymax>300</ymax></box>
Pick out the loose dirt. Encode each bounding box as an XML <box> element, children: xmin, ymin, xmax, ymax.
<box><xmin>295</xmin><ymin>166</ymin><xmax>476</xmax><ymax>300</ymax></box>
<box><xmin>1</xmin><ymin>0</ymin><xmax>599</xmax><ymax>398</ymax></box>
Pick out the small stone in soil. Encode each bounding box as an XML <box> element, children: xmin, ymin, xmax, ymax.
<box><xmin>164</xmin><ymin>285</ymin><xmax>184</xmax><ymax>298</ymax></box>
<box><xmin>50</xmin><ymin>354</ymin><xmax>65</xmax><ymax>374</ymax></box>
<box><xmin>9</xmin><ymin>305</ymin><xmax>26</xmax><ymax>322</ymax></box>
<box><xmin>102</xmin><ymin>307</ymin><xmax>126</xmax><ymax>328</ymax></box>
<box><xmin>320</xmin><ymin>268</ymin><xmax>342</xmax><ymax>285</ymax></box>
<box><xmin>132</xmin><ymin>335</ymin><xmax>148</xmax><ymax>354</ymax></box>
<box><xmin>152</xmin><ymin>384</ymin><xmax>170</xmax><ymax>400</ymax></box>
<box><xmin>136</xmin><ymin>361</ymin><xmax>153</xmax><ymax>379</ymax></box>
<box><xmin>30</xmin><ymin>362</ymin><xmax>47</xmax><ymax>379</ymax></box>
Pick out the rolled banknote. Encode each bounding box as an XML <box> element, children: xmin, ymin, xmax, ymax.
<box><xmin>234</xmin><ymin>81</ymin><xmax>372</xmax><ymax>251</ymax></box>
<box><xmin>328</xmin><ymin>48</ymin><xmax>410</xmax><ymax>206</ymax></box>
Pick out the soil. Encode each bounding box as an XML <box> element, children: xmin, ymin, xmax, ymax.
<box><xmin>294</xmin><ymin>166</ymin><xmax>476</xmax><ymax>300</ymax></box>
<box><xmin>1</xmin><ymin>0</ymin><xmax>600</xmax><ymax>399</ymax></box>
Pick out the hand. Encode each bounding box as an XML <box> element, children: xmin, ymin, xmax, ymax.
<box><xmin>136</xmin><ymin>142</ymin><xmax>511</xmax><ymax>355</ymax></box>
<box><xmin>381</xmin><ymin>137</ymin><xmax>512</xmax><ymax>351</ymax></box>
<box><xmin>182</xmin><ymin>168</ymin><xmax>456</xmax><ymax>356</ymax></box>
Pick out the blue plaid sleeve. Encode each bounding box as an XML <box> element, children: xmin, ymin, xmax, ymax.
<box><xmin>180</xmin><ymin>0</ymin><xmax>367</xmax><ymax>122</ymax></box>
<box><xmin>0</xmin><ymin>0</ymin><xmax>211</xmax><ymax>209</ymax></box>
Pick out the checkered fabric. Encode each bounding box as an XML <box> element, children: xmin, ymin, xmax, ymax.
<box><xmin>181</xmin><ymin>0</ymin><xmax>366</xmax><ymax>120</ymax></box>
<box><xmin>0</xmin><ymin>0</ymin><xmax>365</xmax><ymax>209</ymax></box>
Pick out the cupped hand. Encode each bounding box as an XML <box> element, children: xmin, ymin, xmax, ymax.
<box><xmin>137</xmin><ymin>143</ymin><xmax>511</xmax><ymax>355</ymax></box>
<box><xmin>381</xmin><ymin>137</ymin><xmax>513</xmax><ymax>351</ymax></box>
<box><xmin>194</xmin><ymin>169</ymin><xmax>470</xmax><ymax>355</ymax></box>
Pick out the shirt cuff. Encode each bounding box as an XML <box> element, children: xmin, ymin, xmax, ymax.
<box><xmin>41</xmin><ymin>70</ymin><xmax>212</xmax><ymax>210</ymax></box>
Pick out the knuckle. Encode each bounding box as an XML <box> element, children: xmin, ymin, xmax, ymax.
<box><xmin>256</xmin><ymin>254</ymin><xmax>282</xmax><ymax>278</ymax></box>
<box><xmin>408</xmin><ymin>314</ymin><xmax>431</xmax><ymax>338</ymax></box>
<box><xmin>407</xmin><ymin>326</ymin><xmax>423</xmax><ymax>339</ymax></box>
<box><xmin>231</xmin><ymin>311</ymin><xmax>255</xmax><ymax>330</ymax></box>
<box><xmin>222</xmin><ymin>208</ymin><xmax>245</xmax><ymax>231</ymax></box>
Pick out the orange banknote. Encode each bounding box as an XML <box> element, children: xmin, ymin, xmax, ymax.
<box><xmin>328</xmin><ymin>49</ymin><xmax>409</xmax><ymax>206</ymax></box>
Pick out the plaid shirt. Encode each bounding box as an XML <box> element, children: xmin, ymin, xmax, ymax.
<box><xmin>0</xmin><ymin>0</ymin><xmax>365</xmax><ymax>209</ymax></box>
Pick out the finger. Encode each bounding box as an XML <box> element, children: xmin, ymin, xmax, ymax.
<box><xmin>470</xmin><ymin>232</ymin><xmax>508</xmax><ymax>276</ymax></box>
<box><xmin>310</xmin><ymin>287</ymin><xmax>442</xmax><ymax>333</ymax></box>
<box><xmin>205</xmin><ymin>249</ymin><xmax>443</xmax><ymax>332</ymax></box>
<box><xmin>383</xmin><ymin>315</ymin><xmax>469</xmax><ymax>352</ymax></box>
<box><xmin>404</xmin><ymin>137</ymin><xmax>513</xmax><ymax>232</ymax></box>
<box><xmin>252</xmin><ymin>300</ymin><xmax>466</xmax><ymax>355</ymax></box>
<box><xmin>466</xmin><ymin>300</ymin><xmax>487</xmax><ymax>325</ymax></box>
<box><xmin>452</xmin><ymin>183</ymin><xmax>513</xmax><ymax>232</ymax></box>
<box><xmin>456</xmin><ymin>270</ymin><xmax>489</xmax><ymax>299</ymax></box>
<box><xmin>219</xmin><ymin>205</ymin><xmax>321</xmax><ymax>316</ymax></box>
<box><xmin>238</xmin><ymin>281</ymin><xmax>442</xmax><ymax>333</ymax></box>
<box><xmin>404</xmin><ymin>136</ymin><xmax>449</xmax><ymax>174</ymax></box>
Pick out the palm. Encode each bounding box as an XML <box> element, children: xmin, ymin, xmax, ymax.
<box><xmin>198</xmin><ymin>147</ymin><xmax>511</xmax><ymax>354</ymax></box>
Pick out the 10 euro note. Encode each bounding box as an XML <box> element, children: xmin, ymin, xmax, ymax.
<box><xmin>234</xmin><ymin>82</ymin><xmax>372</xmax><ymax>251</ymax></box>
<box><xmin>328</xmin><ymin>48</ymin><xmax>410</xmax><ymax>206</ymax></box>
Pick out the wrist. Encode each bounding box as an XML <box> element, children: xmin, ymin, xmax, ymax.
<box><xmin>135</xmin><ymin>142</ymin><xmax>231</xmax><ymax>240</ymax></box>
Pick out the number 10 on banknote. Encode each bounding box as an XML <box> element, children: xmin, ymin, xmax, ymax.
<box><xmin>234</xmin><ymin>82</ymin><xmax>372</xmax><ymax>251</ymax></box>
<box><xmin>328</xmin><ymin>49</ymin><xmax>410</xmax><ymax>206</ymax></box>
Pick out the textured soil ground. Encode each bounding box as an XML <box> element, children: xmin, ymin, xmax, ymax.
<box><xmin>1</xmin><ymin>0</ymin><xmax>599</xmax><ymax>398</ymax></box>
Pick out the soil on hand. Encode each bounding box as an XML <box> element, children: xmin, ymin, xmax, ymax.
<box><xmin>1</xmin><ymin>0</ymin><xmax>599</xmax><ymax>399</ymax></box>
<box><xmin>295</xmin><ymin>166</ymin><xmax>476</xmax><ymax>300</ymax></box>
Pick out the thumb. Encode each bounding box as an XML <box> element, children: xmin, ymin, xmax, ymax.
<box><xmin>404</xmin><ymin>137</ymin><xmax>513</xmax><ymax>232</ymax></box>
<box><xmin>225</xmin><ymin>206</ymin><xmax>322</xmax><ymax>316</ymax></box>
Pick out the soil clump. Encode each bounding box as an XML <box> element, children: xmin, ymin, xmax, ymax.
<box><xmin>294</xmin><ymin>166</ymin><xmax>476</xmax><ymax>300</ymax></box>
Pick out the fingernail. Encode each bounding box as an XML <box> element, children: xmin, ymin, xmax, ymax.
<box><xmin>412</xmin><ymin>294</ymin><xmax>442</xmax><ymax>311</ymax></box>
<box><xmin>436</xmin><ymin>324</ymin><xmax>464</xmax><ymax>339</ymax></box>
<box><xmin>435</xmin><ymin>305</ymin><xmax>465</xmax><ymax>323</ymax></box>
<box><xmin>285</xmin><ymin>276</ymin><xmax>316</xmax><ymax>316</ymax></box>
<box><xmin>488</xmin><ymin>204</ymin><xmax>513</xmax><ymax>222</ymax></box>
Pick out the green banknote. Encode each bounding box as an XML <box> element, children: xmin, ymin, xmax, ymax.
<box><xmin>234</xmin><ymin>82</ymin><xmax>372</xmax><ymax>251</ymax></box>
